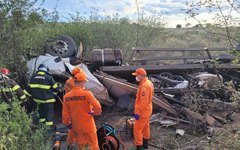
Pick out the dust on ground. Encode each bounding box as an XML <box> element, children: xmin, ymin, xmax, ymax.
<box><xmin>94</xmin><ymin>105</ymin><xmax>208</xmax><ymax>150</ymax></box>
<box><xmin>50</xmin><ymin>104</ymin><xmax>240</xmax><ymax>150</ymax></box>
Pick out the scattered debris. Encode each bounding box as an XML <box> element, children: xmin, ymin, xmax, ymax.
<box><xmin>26</xmin><ymin>45</ymin><xmax>240</xmax><ymax>149</ymax></box>
<box><xmin>176</xmin><ymin>129</ymin><xmax>185</xmax><ymax>136</ymax></box>
<box><xmin>94</xmin><ymin>71</ymin><xmax>178</xmax><ymax>115</ymax></box>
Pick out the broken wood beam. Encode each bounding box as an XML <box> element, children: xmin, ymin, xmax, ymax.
<box><xmin>205</xmin><ymin>113</ymin><xmax>221</xmax><ymax>126</ymax></box>
<box><xmin>101</xmin><ymin>64</ymin><xmax>240</xmax><ymax>75</ymax></box>
<box><xmin>162</xmin><ymin>93</ymin><xmax>185</xmax><ymax>107</ymax></box>
<box><xmin>93</xmin><ymin>71</ymin><xmax>178</xmax><ymax>116</ymax></box>
<box><xmin>183</xmin><ymin>108</ymin><xmax>205</xmax><ymax>122</ymax></box>
<box><xmin>132</xmin><ymin>47</ymin><xmax>230</xmax><ymax>52</ymax></box>
<box><xmin>208</xmin><ymin>110</ymin><xmax>228</xmax><ymax>123</ymax></box>
<box><xmin>159</xmin><ymin>114</ymin><xmax>191</xmax><ymax>124</ymax></box>
<box><xmin>202</xmin><ymin>99</ymin><xmax>238</xmax><ymax>111</ymax></box>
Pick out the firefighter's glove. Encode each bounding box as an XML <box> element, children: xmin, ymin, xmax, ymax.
<box><xmin>66</xmin><ymin>123</ymin><xmax>72</xmax><ymax>130</ymax></box>
<box><xmin>134</xmin><ymin>114</ymin><xmax>140</xmax><ymax>120</ymax></box>
<box><xmin>88</xmin><ymin>110</ymin><xmax>94</xmax><ymax>115</ymax></box>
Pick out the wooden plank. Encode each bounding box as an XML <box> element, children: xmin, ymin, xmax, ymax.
<box><xmin>205</xmin><ymin>113</ymin><xmax>220</xmax><ymax>126</ymax></box>
<box><xmin>134</xmin><ymin>56</ymin><xmax>210</xmax><ymax>61</ymax></box>
<box><xmin>203</xmin><ymin>99</ymin><xmax>238</xmax><ymax>110</ymax></box>
<box><xmin>101</xmin><ymin>64</ymin><xmax>240</xmax><ymax>73</ymax></box>
<box><xmin>211</xmin><ymin>114</ymin><xmax>227</xmax><ymax>122</ymax></box>
<box><xmin>132</xmin><ymin>47</ymin><xmax>230</xmax><ymax>52</ymax></box>
<box><xmin>184</xmin><ymin>108</ymin><xmax>205</xmax><ymax>122</ymax></box>
<box><xmin>134</xmin><ymin>55</ymin><xmax>237</xmax><ymax>61</ymax></box>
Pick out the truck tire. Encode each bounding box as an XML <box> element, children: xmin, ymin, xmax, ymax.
<box><xmin>44</xmin><ymin>35</ymin><xmax>77</xmax><ymax>58</ymax></box>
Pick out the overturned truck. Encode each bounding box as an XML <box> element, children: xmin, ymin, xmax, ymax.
<box><xmin>92</xmin><ymin>46</ymin><xmax>240</xmax><ymax>128</ymax></box>
<box><xmin>25</xmin><ymin>35</ymin><xmax>240</xmax><ymax>149</ymax></box>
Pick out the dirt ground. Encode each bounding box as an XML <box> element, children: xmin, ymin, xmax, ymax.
<box><xmin>93</xmin><ymin>105</ymin><xmax>206</xmax><ymax>150</ymax></box>
<box><xmin>50</xmin><ymin>104</ymin><xmax>240</xmax><ymax>150</ymax></box>
<box><xmin>94</xmin><ymin>105</ymin><xmax>240</xmax><ymax>150</ymax></box>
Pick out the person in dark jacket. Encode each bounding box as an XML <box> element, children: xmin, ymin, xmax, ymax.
<box><xmin>24</xmin><ymin>64</ymin><xmax>59</xmax><ymax>127</ymax></box>
<box><xmin>0</xmin><ymin>67</ymin><xmax>27</xmax><ymax>103</ymax></box>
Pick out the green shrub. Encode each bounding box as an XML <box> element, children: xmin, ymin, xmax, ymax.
<box><xmin>0</xmin><ymin>99</ymin><xmax>50</xmax><ymax>150</ymax></box>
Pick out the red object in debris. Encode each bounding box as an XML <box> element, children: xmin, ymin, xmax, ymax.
<box><xmin>127</xmin><ymin>118</ymin><xmax>135</xmax><ymax>128</ymax></box>
<box><xmin>0</xmin><ymin>68</ymin><xmax>10</xmax><ymax>75</ymax></box>
<box><xmin>53</xmin><ymin>132</ymin><xmax>61</xmax><ymax>150</ymax></box>
<box><xmin>101</xmin><ymin>135</ymin><xmax>119</xmax><ymax>150</ymax></box>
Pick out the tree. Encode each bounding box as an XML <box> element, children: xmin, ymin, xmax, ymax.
<box><xmin>0</xmin><ymin>0</ymin><xmax>53</xmax><ymax>84</ymax></box>
<box><xmin>176</xmin><ymin>24</ymin><xmax>182</xmax><ymax>28</ymax></box>
<box><xmin>0</xmin><ymin>1</ymin><xmax>57</xmax><ymax>149</ymax></box>
<box><xmin>185</xmin><ymin>23</ymin><xmax>191</xmax><ymax>28</ymax></box>
<box><xmin>193</xmin><ymin>24</ymin><xmax>202</xmax><ymax>28</ymax></box>
<box><xmin>186</xmin><ymin>0</ymin><xmax>240</xmax><ymax>48</ymax></box>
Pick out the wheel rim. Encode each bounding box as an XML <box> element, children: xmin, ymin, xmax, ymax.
<box><xmin>52</xmin><ymin>40</ymin><xmax>69</xmax><ymax>55</ymax></box>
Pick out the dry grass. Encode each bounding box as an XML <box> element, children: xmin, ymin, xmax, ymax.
<box><xmin>93</xmin><ymin>103</ymin><xmax>240</xmax><ymax>150</ymax></box>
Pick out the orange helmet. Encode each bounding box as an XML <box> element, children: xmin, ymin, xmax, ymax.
<box><xmin>74</xmin><ymin>72</ymin><xmax>87</xmax><ymax>81</ymax></box>
<box><xmin>0</xmin><ymin>68</ymin><xmax>10</xmax><ymax>75</ymax></box>
<box><xmin>132</xmin><ymin>68</ymin><xmax>147</xmax><ymax>76</ymax></box>
<box><xmin>71</xmin><ymin>67</ymin><xmax>83</xmax><ymax>76</ymax></box>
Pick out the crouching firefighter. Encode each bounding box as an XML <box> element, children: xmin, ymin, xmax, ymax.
<box><xmin>62</xmin><ymin>72</ymin><xmax>102</xmax><ymax>150</ymax></box>
<box><xmin>0</xmin><ymin>67</ymin><xmax>27</xmax><ymax>104</ymax></box>
<box><xmin>24</xmin><ymin>64</ymin><xmax>59</xmax><ymax>127</ymax></box>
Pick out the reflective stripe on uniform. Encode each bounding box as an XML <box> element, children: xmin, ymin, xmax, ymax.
<box><xmin>45</xmin><ymin>121</ymin><xmax>53</xmax><ymax>126</ymax></box>
<box><xmin>52</xmin><ymin>83</ymin><xmax>58</xmax><ymax>89</ymax></box>
<box><xmin>30</xmin><ymin>84</ymin><xmax>51</xmax><ymax>89</ymax></box>
<box><xmin>19</xmin><ymin>94</ymin><xmax>27</xmax><ymax>100</ymax></box>
<box><xmin>37</xmin><ymin>72</ymin><xmax>45</xmax><ymax>75</ymax></box>
<box><xmin>53</xmin><ymin>92</ymin><xmax>58</xmax><ymax>95</ymax></box>
<box><xmin>39</xmin><ymin>118</ymin><xmax>46</xmax><ymax>122</ymax></box>
<box><xmin>23</xmin><ymin>90</ymin><xmax>32</xmax><ymax>96</ymax></box>
<box><xmin>0</xmin><ymin>88</ymin><xmax>11</xmax><ymax>92</ymax></box>
<box><xmin>12</xmin><ymin>85</ymin><xmax>20</xmax><ymax>91</ymax></box>
<box><xmin>33</xmin><ymin>98</ymin><xmax>56</xmax><ymax>103</ymax></box>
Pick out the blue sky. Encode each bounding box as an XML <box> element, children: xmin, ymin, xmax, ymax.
<box><xmin>35</xmin><ymin>0</ymin><xmax>236</xmax><ymax>28</ymax></box>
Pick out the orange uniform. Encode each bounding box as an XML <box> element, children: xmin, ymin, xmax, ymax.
<box><xmin>64</xmin><ymin>77</ymin><xmax>76</xmax><ymax>146</ymax></box>
<box><xmin>65</xmin><ymin>67</ymin><xmax>83</xmax><ymax>93</ymax></box>
<box><xmin>62</xmin><ymin>86</ymin><xmax>102</xmax><ymax>150</ymax></box>
<box><xmin>132</xmin><ymin>68</ymin><xmax>154</xmax><ymax>147</ymax></box>
<box><xmin>64</xmin><ymin>67</ymin><xmax>83</xmax><ymax>146</ymax></box>
<box><xmin>65</xmin><ymin>78</ymin><xmax>75</xmax><ymax>94</ymax></box>
<box><xmin>134</xmin><ymin>78</ymin><xmax>153</xmax><ymax>118</ymax></box>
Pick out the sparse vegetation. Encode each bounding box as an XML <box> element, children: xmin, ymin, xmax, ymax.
<box><xmin>206</xmin><ymin>124</ymin><xmax>240</xmax><ymax>150</ymax></box>
<box><xmin>0</xmin><ymin>0</ymin><xmax>240</xmax><ymax>150</ymax></box>
<box><xmin>0</xmin><ymin>99</ymin><xmax>50</xmax><ymax>150</ymax></box>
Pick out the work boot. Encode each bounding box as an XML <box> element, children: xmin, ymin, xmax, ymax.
<box><xmin>143</xmin><ymin>138</ymin><xmax>148</xmax><ymax>149</ymax></box>
<box><xmin>67</xmin><ymin>145</ymin><xmax>73</xmax><ymax>150</ymax></box>
<box><xmin>136</xmin><ymin>145</ymin><xmax>143</xmax><ymax>150</ymax></box>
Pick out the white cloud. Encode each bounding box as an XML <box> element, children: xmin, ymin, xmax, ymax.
<box><xmin>38</xmin><ymin>0</ymin><xmax>239</xmax><ymax>27</ymax></box>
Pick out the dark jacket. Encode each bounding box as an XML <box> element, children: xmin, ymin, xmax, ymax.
<box><xmin>0</xmin><ymin>75</ymin><xmax>27</xmax><ymax>102</ymax></box>
<box><xmin>26</xmin><ymin>71</ymin><xmax>59</xmax><ymax>103</ymax></box>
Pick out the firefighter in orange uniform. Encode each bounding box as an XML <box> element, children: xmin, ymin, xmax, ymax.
<box><xmin>65</xmin><ymin>67</ymin><xmax>83</xmax><ymax>93</ymax></box>
<box><xmin>64</xmin><ymin>66</ymin><xmax>83</xmax><ymax>149</ymax></box>
<box><xmin>62</xmin><ymin>72</ymin><xmax>102</xmax><ymax>150</ymax></box>
<box><xmin>132</xmin><ymin>68</ymin><xmax>154</xmax><ymax>150</ymax></box>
